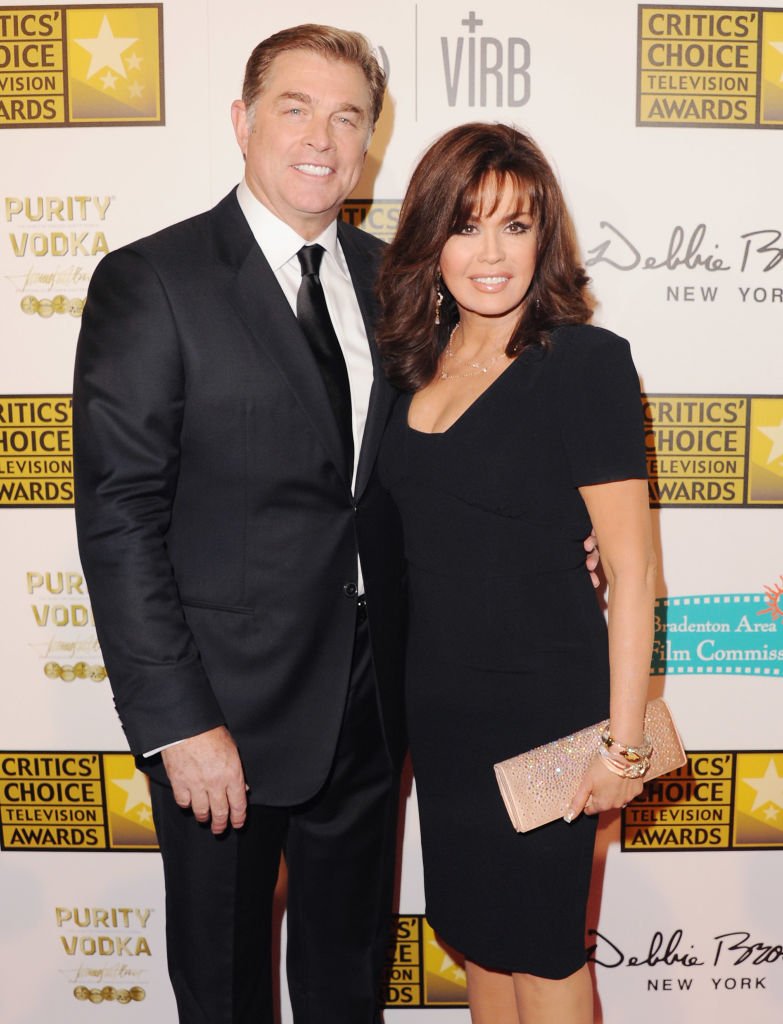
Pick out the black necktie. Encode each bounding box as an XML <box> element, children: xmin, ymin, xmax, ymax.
<box><xmin>296</xmin><ymin>244</ymin><xmax>354</xmax><ymax>479</ymax></box>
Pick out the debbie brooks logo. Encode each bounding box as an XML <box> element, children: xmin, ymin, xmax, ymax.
<box><xmin>652</xmin><ymin>579</ymin><xmax>782</xmax><ymax>678</ymax></box>
<box><xmin>589</xmin><ymin>924</ymin><xmax>783</xmax><ymax>1000</ymax></box>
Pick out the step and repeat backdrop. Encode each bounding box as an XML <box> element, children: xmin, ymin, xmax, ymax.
<box><xmin>1</xmin><ymin>1</ymin><xmax>781</xmax><ymax>1021</ymax></box>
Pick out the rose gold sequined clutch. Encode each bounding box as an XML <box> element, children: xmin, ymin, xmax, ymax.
<box><xmin>493</xmin><ymin>699</ymin><xmax>686</xmax><ymax>833</ymax></box>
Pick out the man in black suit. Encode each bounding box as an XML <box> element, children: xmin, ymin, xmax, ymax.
<box><xmin>74</xmin><ymin>24</ymin><xmax>405</xmax><ymax>1023</ymax></box>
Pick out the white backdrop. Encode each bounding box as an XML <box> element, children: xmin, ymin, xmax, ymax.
<box><xmin>1</xmin><ymin>1</ymin><xmax>782</xmax><ymax>1021</ymax></box>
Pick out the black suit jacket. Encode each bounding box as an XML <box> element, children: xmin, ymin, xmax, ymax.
<box><xmin>73</xmin><ymin>190</ymin><xmax>406</xmax><ymax>805</ymax></box>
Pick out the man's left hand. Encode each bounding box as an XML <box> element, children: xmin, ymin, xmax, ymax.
<box><xmin>584</xmin><ymin>529</ymin><xmax>600</xmax><ymax>588</ymax></box>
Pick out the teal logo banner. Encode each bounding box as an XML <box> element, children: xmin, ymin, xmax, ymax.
<box><xmin>652</xmin><ymin>586</ymin><xmax>782</xmax><ymax>677</ymax></box>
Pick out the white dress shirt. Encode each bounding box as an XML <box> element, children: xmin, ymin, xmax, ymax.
<box><xmin>236</xmin><ymin>179</ymin><xmax>374</xmax><ymax>490</ymax></box>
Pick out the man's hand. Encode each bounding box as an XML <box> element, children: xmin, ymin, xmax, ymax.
<box><xmin>161</xmin><ymin>725</ymin><xmax>247</xmax><ymax>835</ymax></box>
<box><xmin>584</xmin><ymin>529</ymin><xmax>601</xmax><ymax>588</ymax></box>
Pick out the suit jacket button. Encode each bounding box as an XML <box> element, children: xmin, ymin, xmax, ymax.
<box><xmin>343</xmin><ymin>582</ymin><xmax>358</xmax><ymax>598</ymax></box>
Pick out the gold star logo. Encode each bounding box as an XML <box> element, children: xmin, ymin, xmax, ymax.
<box><xmin>426</xmin><ymin>934</ymin><xmax>467</xmax><ymax>985</ymax></box>
<box><xmin>758</xmin><ymin>417</ymin><xmax>783</xmax><ymax>465</ymax></box>
<box><xmin>742</xmin><ymin>759</ymin><xmax>783</xmax><ymax>813</ymax></box>
<box><xmin>75</xmin><ymin>15</ymin><xmax>137</xmax><ymax>80</ymax></box>
<box><xmin>112</xmin><ymin>768</ymin><xmax>152</xmax><ymax>818</ymax></box>
<box><xmin>100</xmin><ymin>69</ymin><xmax>119</xmax><ymax>91</ymax></box>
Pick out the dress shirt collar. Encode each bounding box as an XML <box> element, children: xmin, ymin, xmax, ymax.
<box><xmin>236</xmin><ymin>179</ymin><xmax>349</xmax><ymax>280</ymax></box>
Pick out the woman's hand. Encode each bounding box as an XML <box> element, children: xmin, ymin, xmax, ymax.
<box><xmin>565</xmin><ymin>753</ymin><xmax>645</xmax><ymax>822</ymax></box>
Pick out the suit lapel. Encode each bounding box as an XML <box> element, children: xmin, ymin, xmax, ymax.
<box><xmin>212</xmin><ymin>192</ymin><xmax>350</xmax><ymax>485</ymax></box>
<box><xmin>339</xmin><ymin>222</ymin><xmax>397</xmax><ymax>501</ymax></box>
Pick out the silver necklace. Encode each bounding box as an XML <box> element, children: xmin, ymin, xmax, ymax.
<box><xmin>439</xmin><ymin>324</ymin><xmax>509</xmax><ymax>380</ymax></box>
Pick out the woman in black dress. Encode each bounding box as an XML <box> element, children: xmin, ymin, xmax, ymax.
<box><xmin>376</xmin><ymin>124</ymin><xmax>656</xmax><ymax>1022</ymax></box>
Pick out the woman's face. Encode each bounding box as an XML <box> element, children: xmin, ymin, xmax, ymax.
<box><xmin>439</xmin><ymin>177</ymin><xmax>537</xmax><ymax>327</ymax></box>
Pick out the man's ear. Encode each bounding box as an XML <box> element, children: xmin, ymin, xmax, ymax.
<box><xmin>231</xmin><ymin>100</ymin><xmax>249</xmax><ymax>157</ymax></box>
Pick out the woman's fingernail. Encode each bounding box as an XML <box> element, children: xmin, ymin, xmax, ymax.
<box><xmin>563</xmin><ymin>810</ymin><xmax>575</xmax><ymax>824</ymax></box>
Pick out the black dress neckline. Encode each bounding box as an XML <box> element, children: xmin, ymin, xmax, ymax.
<box><xmin>406</xmin><ymin>347</ymin><xmax>534</xmax><ymax>437</ymax></box>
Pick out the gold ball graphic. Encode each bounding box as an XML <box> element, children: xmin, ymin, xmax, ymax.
<box><xmin>73</xmin><ymin>986</ymin><xmax>90</xmax><ymax>1001</ymax></box>
<box><xmin>74</xmin><ymin>662</ymin><xmax>88</xmax><ymax>678</ymax></box>
<box><xmin>21</xmin><ymin>296</ymin><xmax>39</xmax><ymax>315</ymax></box>
<box><xmin>116</xmin><ymin>989</ymin><xmax>131</xmax><ymax>1004</ymax></box>
<box><xmin>68</xmin><ymin>297</ymin><xmax>85</xmax><ymax>317</ymax></box>
<box><xmin>129</xmin><ymin>987</ymin><xmax>146</xmax><ymax>1001</ymax></box>
<box><xmin>44</xmin><ymin>662</ymin><xmax>61</xmax><ymax>679</ymax></box>
<box><xmin>60</xmin><ymin>666</ymin><xmax>76</xmax><ymax>682</ymax></box>
<box><xmin>37</xmin><ymin>298</ymin><xmax>54</xmax><ymax>319</ymax></box>
<box><xmin>52</xmin><ymin>295</ymin><xmax>68</xmax><ymax>314</ymax></box>
<box><xmin>88</xmin><ymin>988</ymin><xmax>103</xmax><ymax>1003</ymax></box>
<box><xmin>88</xmin><ymin>664</ymin><xmax>107</xmax><ymax>682</ymax></box>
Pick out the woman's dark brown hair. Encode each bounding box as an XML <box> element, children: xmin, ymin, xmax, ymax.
<box><xmin>376</xmin><ymin>123</ymin><xmax>593</xmax><ymax>392</ymax></box>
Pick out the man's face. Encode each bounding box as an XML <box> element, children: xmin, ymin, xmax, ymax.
<box><xmin>232</xmin><ymin>50</ymin><xmax>373</xmax><ymax>240</ymax></box>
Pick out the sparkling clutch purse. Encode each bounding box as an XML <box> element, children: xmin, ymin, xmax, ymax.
<box><xmin>493</xmin><ymin>698</ymin><xmax>686</xmax><ymax>833</ymax></box>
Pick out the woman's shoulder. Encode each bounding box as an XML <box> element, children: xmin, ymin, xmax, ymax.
<box><xmin>548</xmin><ymin>323</ymin><xmax>631</xmax><ymax>361</ymax></box>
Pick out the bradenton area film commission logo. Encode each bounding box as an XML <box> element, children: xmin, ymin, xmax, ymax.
<box><xmin>0</xmin><ymin>5</ymin><xmax>163</xmax><ymax>127</ymax></box>
<box><xmin>652</xmin><ymin>580</ymin><xmax>783</xmax><ymax>678</ymax></box>
<box><xmin>622</xmin><ymin>751</ymin><xmax>783</xmax><ymax>851</ymax></box>
<box><xmin>637</xmin><ymin>6</ymin><xmax>783</xmax><ymax>127</ymax></box>
<box><xmin>644</xmin><ymin>395</ymin><xmax>783</xmax><ymax>506</ymax></box>
<box><xmin>0</xmin><ymin>752</ymin><xmax>158</xmax><ymax>851</ymax></box>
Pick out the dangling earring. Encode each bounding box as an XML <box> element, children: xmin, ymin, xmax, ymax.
<box><xmin>435</xmin><ymin>273</ymin><xmax>444</xmax><ymax>326</ymax></box>
<box><xmin>535</xmin><ymin>297</ymin><xmax>541</xmax><ymax>316</ymax></box>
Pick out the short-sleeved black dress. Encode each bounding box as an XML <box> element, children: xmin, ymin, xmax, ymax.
<box><xmin>378</xmin><ymin>325</ymin><xmax>648</xmax><ymax>978</ymax></box>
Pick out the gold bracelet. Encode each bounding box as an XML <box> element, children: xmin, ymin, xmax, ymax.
<box><xmin>600</xmin><ymin>727</ymin><xmax>652</xmax><ymax>764</ymax></box>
